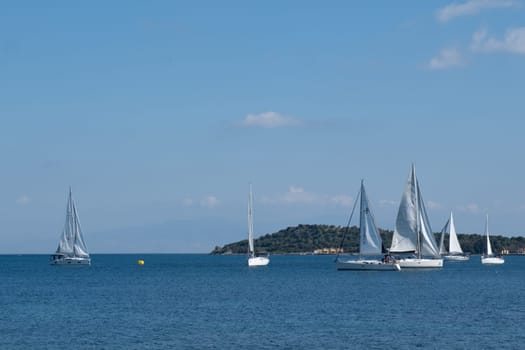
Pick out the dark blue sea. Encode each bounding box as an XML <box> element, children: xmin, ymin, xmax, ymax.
<box><xmin>1</xmin><ymin>254</ymin><xmax>523</xmax><ymax>349</ymax></box>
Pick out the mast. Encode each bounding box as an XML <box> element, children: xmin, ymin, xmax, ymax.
<box><xmin>358</xmin><ymin>181</ymin><xmax>364</xmax><ymax>258</ymax></box>
<box><xmin>247</xmin><ymin>184</ymin><xmax>255</xmax><ymax>257</ymax></box>
<box><xmin>414</xmin><ymin>165</ymin><xmax>422</xmax><ymax>259</ymax></box>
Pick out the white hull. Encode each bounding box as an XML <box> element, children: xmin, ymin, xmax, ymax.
<box><xmin>397</xmin><ymin>258</ymin><xmax>443</xmax><ymax>268</ymax></box>
<box><xmin>50</xmin><ymin>256</ymin><xmax>91</xmax><ymax>266</ymax></box>
<box><xmin>443</xmin><ymin>254</ymin><xmax>470</xmax><ymax>261</ymax></box>
<box><xmin>248</xmin><ymin>256</ymin><xmax>269</xmax><ymax>267</ymax></box>
<box><xmin>336</xmin><ymin>259</ymin><xmax>400</xmax><ymax>271</ymax></box>
<box><xmin>481</xmin><ymin>256</ymin><xmax>504</xmax><ymax>265</ymax></box>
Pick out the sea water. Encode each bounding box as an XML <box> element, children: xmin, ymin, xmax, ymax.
<box><xmin>1</xmin><ymin>254</ymin><xmax>523</xmax><ymax>349</ymax></box>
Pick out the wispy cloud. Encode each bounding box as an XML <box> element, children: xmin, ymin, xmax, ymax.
<box><xmin>456</xmin><ymin>203</ymin><xmax>481</xmax><ymax>213</ymax></box>
<box><xmin>184</xmin><ymin>196</ymin><xmax>219</xmax><ymax>208</ymax></box>
<box><xmin>379</xmin><ymin>199</ymin><xmax>397</xmax><ymax>207</ymax></box>
<box><xmin>262</xmin><ymin>186</ymin><xmax>353</xmax><ymax>207</ymax></box>
<box><xmin>436</xmin><ymin>0</ymin><xmax>518</xmax><ymax>22</ymax></box>
<box><xmin>470</xmin><ymin>27</ymin><xmax>525</xmax><ymax>54</ymax></box>
<box><xmin>240</xmin><ymin>112</ymin><xmax>302</xmax><ymax>128</ymax></box>
<box><xmin>427</xmin><ymin>200</ymin><xmax>442</xmax><ymax>210</ymax></box>
<box><xmin>329</xmin><ymin>194</ymin><xmax>354</xmax><ymax>207</ymax></box>
<box><xmin>427</xmin><ymin>48</ymin><xmax>465</xmax><ymax>70</ymax></box>
<box><xmin>200</xmin><ymin>196</ymin><xmax>219</xmax><ymax>208</ymax></box>
<box><xmin>16</xmin><ymin>195</ymin><xmax>31</xmax><ymax>205</ymax></box>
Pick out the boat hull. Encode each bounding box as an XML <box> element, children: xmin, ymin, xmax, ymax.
<box><xmin>248</xmin><ymin>256</ymin><xmax>269</xmax><ymax>267</ymax></box>
<box><xmin>397</xmin><ymin>258</ymin><xmax>443</xmax><ymax>268</ymax></box>
<box><xmin>443</xmin><ymin>254</ymin><xmax>470</xmax><ymax>261</ymax></box>
<box><xmin>481</xmin><ymin>256</ymin><xmax>504</xmax><ymax>265</ymax></box>
<box><xmin>50</xmin><ymin>256</ymin><xmax>91</xmax><ymax>266</ymax></box>
<box><xmin>336</xmin><ymin>259</ymin><xmax>401</xmax><ymax>271</ymax></box>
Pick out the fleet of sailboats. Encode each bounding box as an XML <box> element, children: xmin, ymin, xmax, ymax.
<box><xmin>50</xmin><ymin>188</ymin><xmax>91</xmax><ymax>266</ymax></box>
<box><xmin>439</xmin><ymin>212</ymin><xmax>470</xmax><ymax>261</ymax></box>
<box><xmin>336</xmin><ymin>180</ymin><xmax>401</xmax><ymax>271</ymax></box>
<box><xmin>389</xmin><ymin>164</ymin><xmax>443</xmax><ymax>268</ymax></box>
<box><xmin>481</xmin><ymin>214</ymin><xmax>505</xmax><ymax>265</ymax></box>
<box><xmin>247</xmin><ymin>184</ymin><xmax>270</xmax><ymax>267</ymax></box>
<box><xmin>38</xmin><ymin>165</ymin><xmax>511</xmax><ymax>268</ymax></box>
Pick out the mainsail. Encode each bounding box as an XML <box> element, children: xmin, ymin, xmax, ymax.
<box><xmin>448</xmin><ymin>212</ymin><xmax>463</xmax><ymax>254</ymax></box>
<box><xmin>390</xmin><ymin>164</ymin><xmax>440</xmax><ymax>257</ymax></box>
<box><xmin>55</xmin><ymin>188</ymin><xmax>89</xmax><ymax>258</ymax></box>
<box><xmin>390</xmin><ymin>165</ymin><xmax>418</xmax><ymax>253</ymax></box>
<box><xmin>485</xmin><ymin>214</ymin><xmax>493</xmax><ymax>256</ymax></box>
<box><xmin>438</xmin><ymin>212</ymin><xmax>464</xmax><ymax>255</ymax></box>
<box><xmin>359</xmin><ymin>181</ymin><xmax>382</xmax><ymax>256</ymax></box>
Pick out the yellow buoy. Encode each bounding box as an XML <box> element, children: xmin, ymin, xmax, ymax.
<box><xmin>137</xmin><ymin>259</ymin><xmax>145</xmax><ymax>266</ymax></box>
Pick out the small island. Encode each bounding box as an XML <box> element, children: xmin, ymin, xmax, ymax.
<box><xmin>210</xmin><ymin>224</ymin><xmax>525</xmax><ymax>255</ymax></box>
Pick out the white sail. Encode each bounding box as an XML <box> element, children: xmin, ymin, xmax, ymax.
<box><xmin>448</xmin><ymin>212</ymin><xmax>463</xmax><ymax>254</ymax></box>
<box><xmin>416</xmin><ymin>183</ymin><xmax>440</xmax><ymax>257</ymax></box>
<box><xmin>247</xmin><ymin>184</ymin><xmax>255</xmax><ymax>256</ymax></box>
<box><xmin>390</xmin><ymin>165</ymin><xmax>418</xmax><ymax>253</ymax></box>
<box><xmin>485</xmin><ymin>214</ymin><xmax>493</xmax><ymax>256</ymax></box>
<box><xmin>336</xmin><ymin>180</ymin><xmax>400</xmax><ymax>271</ymax></box>
<box><xmin>359</xmin><ymin>181</ymin><xmax>383</xmax><ymax>256</ymax></box>
<box><xmin>56</xmin><ymin>188</ymin><xmax>89</xmax><ymax>258</ymax></box>
<box><xmin>390</xmin><ymin>164</ymin><xmax>440</xmax><ymax>257</ymax></box>
<box><xmin>438</xmin><ymin>219</ymin><xmax>449</xmax><ymax>255</ymax></box>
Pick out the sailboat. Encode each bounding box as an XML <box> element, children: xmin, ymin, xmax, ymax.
<box><xmin>247</xmin><ymin>184</ymin><xmax>269</xmax><ymax>267</ymax></box>
<box><xmin>389</xmin><ymin>164</ymin><xmax>443</xmax><ymax>268</ymax></box>
<box><xmin>336</xmin><ymin>180</ymin><xmax>400</xmax><ymax>271</ymax></box>
<box><xmin>50</xmin><ymin>188</ymin><xmax>91</xmax><ymax>266</ymax></box>
<box><xmin>481</xmin><ymin>214</ymin><xmax>504</xmax><ymax>265</ymax></box>
<box><xmin>438</xmin><ymin>212</ymin><xmax>469</xmax><ymax>261</ymax></box>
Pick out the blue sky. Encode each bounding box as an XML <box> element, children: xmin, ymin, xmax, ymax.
<box><xmin>1</xmin><ymin>1</ymin><xmax>525</xmax><ymax>253</ymax></box>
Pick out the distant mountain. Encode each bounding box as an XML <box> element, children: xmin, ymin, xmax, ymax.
<box><xmin>210</xmin><ymin>224</ymin><xmax>525</xmax><ymax>255</ymax></box>
<box><xmin>88</xmin><ymin>217</ymin><xmax>245</xmax><ymax>253</ymax></box>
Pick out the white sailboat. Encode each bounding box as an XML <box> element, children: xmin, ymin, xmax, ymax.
<box><xmin>438</xmin><ymin>212</ymin><xmax>470</xmax><ymax>261</ymax></box>
<box><xmin>247</xmin><ymin>184</ymin><xmax>269</xmax><ymax>267</ymax></box>
<box><xmin>50</xmin><ymin>188</ymin><xmax>91</xmax><ymax>266</ymax></box>
<box><xmin>336</xmin><ymin>180</ymin><xmax>401</xmax><ymax>271</ymax></box>
<box><xmin>481</xmin><ymin>214</ymin><xmax>504</xmax><ymax>265</ymax></box>
<box><xmin>389</xmin><ymin>164</ymin><xmax>443</xmax><ymax>268</ymax></box>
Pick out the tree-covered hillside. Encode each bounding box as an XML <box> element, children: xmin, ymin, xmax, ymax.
<box><xmin>210</xmin><ymin>224</ymin><xmax>525</xmax><ymax>255</ymax></box>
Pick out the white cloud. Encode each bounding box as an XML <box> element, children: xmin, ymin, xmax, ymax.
<box><xmin>436</xmin><ymin>0</ymin><xmax>518</xmax><ymax>22</ymax></box>
<box><xmin>200</xmin><ymin>196</ymin><xmax>219</xmax><ymax>208</ymax></box>
<box><xmin>470</xmin><ymin>27</ymin><xmax>525</xmax><ymax>54</ymax></box>
<box><xmin>240</xmin><ymin>111</ymin><xmax>302</xmax><ymax>128</ymax></box>
<box><xmin>427</xmin><ymin>200</ymin><xmax>442</xmax><ymax>210</ymax></box>
<box><xmin>379</xmin><ymin>199</ymin><xmax>397</xmax><ymax>207</ymax></box>
<box><xmin>427</xmin><ymin>48</ymin><xmax>465</xmax><ymax>70</ymax></box>
<box><xmin>16</xmin><ymin>195</ymin><xmax>31</xmax><ymax>205</ymax></box>
<box><xmin>262</xmin><ymin>186</ymin><xmax>353</xmax><ymax>207</ymax></box>
<box><xmin>456</xmin><ymin>203</ymin><xmax>481</xmax><ymax>213</ymax></box>
<box><xmin>283</xmin><ymin>186</ymin><xmax>315</xmax><ymax>204</ymax></box>
<box><xmin>329</xmin><ymin>194</ymin><xmax>354</xmax><ymax>207</ymax></box>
